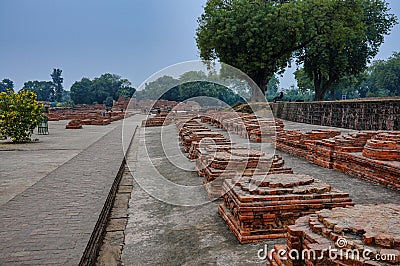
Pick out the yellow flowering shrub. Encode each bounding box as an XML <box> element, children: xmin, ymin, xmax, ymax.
<box><xmin>0</xmin><ymin>89</ymin><xmax>44</xmax><ymax>143</ymax></box>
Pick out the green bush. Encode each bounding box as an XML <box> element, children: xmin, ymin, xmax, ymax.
<box><xmin>0</xmin><ymin>89</ymin><xmax>44</xmax><ymax>143</ymax></box>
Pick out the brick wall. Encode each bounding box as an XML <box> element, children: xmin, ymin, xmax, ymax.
<box><xmin>270</xmin><ymin>100</ymin><xmax>400</xmax><ymax>130</ymax></box>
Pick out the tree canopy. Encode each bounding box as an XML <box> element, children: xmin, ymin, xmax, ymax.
<box><xmin>0</xmin><ymin>90</ymin><xmax>44</xmax><ymax>143</ymax></box>
<box><xmin>136</xmin><ymin>71</ymin><xmax>245</xmax><ymax>106</ymax></box>
<box><xmin>23</xmin><ymin>69</ymin><xmax>68</xmax><ymax>102</ymax></box>
<box><xmin>367</xmin><ymin>52</ymin><xmax>400</xmax><ymax>97</ymax></box>
<box><xmin>23</xmin><ymin>81</ymin><xmax>54</xmax><ymax>101</ymax></box>
<box><xmin>196</xmin><ymin>0</ymin><xmax>397</xmax><ymax>101</ymax></box>
<box><xmin>296</xmin><ymin>0</ymin><xmax>397</xmax><ymax>100</ymax></box>
<box><xmin>197</xmin><ymin>0</ymin><xmax>316</xmax><ymax>101</ymax></box>
<box><xmin>70</xmin><ymin>74</ymin><xmax>136</xmax><ymax>105</ymax></box>
<box><xmin>0</xmin><ymin>79</ymin><xmax>14</xmax><ymax>93</ymax></box>
<box><xmin>51</xmin><ymin>69</ymin><xmax>64</xmax><ymax>102</ymax></box>
<box><xmin>294</xmin><ymin>52</ymin><xmax>400</xmax><ymax>100</ymax></box>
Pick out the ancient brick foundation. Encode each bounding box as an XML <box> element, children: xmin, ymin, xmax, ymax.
<box><xmin>219</xmin><ymin>174</ymin><xmax>354</xmax><ymax>244</ymax></box>
<box><xmin>174</xmin><ymin>113</ymin><xmax>355</xmax><ymax>244</ymax></box>
<box><xmin>66</xmin><ymin>119</ymin><xmax>83</xmax><ymax>129</ymax></box>
<box><xmin>268</xmin><ymin>204</ymin><xmax>400</xmax><ymax>266</ymax></box>
<box><xmin>46</xmin><ymin>108</ymin><xmax>127</xmax><ymax>125</ymax></box>
<box><xmin>276</xmin><ymin>129</ymin><xmax>400</xmax><ymax>190</ymax></box>
<box><xmin>142</xmin><ymin>114</ymin><xmax>172</xmax><ymax>127</ymax></box>
<box><xmin>271</xmin><ymin>100</ymin><xmax>400</xmax><ymax>130</ymax></box>
<box><xmin>201</xmin><ymin>112</ymin><xmax>283</xmax><ymax>143</ymax></box>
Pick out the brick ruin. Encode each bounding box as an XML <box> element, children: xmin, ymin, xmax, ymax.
<box><xmin>201</xmin><ymin>112</ymin><xmax>283</xmax><ymax>142</ymax></box>
<box><xmin>141</xmin><ymin>113</ymin><xmax>172</xmax><ymax>127</ymax></box>
<box><xmin>46</xmin><ymin>98</ymin><xmax>132</xmax><ymax>128</ymax></box>
<box><xmin>277</xmin><ymin>130</ymin><xmax>341</xmax><ymax>159</ymax></box>
<box><xmin>219</xmin><ymin>174</ymin><xmax>353</xmax><ymax>243</ymax></box>
<box><xmin>173</xmin><ymin>112</ymin><xmax>355</xmax><ymax>244</ymax></box>
<box><xmin>268</xmin><ymin>204</ymin><xmax>400</xmax><ymax>265</ymax></box>
<box><xmin>145</xmin><ymin>108</ymin><xmax>398</xmax><ymax>259</ymax></box>
<box><xmin>140</xmin><ymin>100</ymin><xmax>202</xmax><ymax>127</ymax></box>
<box><xmin>276</xmin><ymin>129</ymin><xmax>400</xmax><ymax>190</ymax></box>
<box><xmin>65</xmin><ymin>119</ymin><xmax>83</xmax><ymax>129</ymax></box>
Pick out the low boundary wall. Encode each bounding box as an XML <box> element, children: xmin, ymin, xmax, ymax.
<box><xmin>270</xmin><ymin>99</ymin><xmax>400</xmax><ymax>130</ymax></box>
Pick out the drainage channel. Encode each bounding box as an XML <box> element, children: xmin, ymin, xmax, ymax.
<box><xmin>95</xmin><ymin>165</ymin><xmax>133</xmax><ymax>266</ymax></box>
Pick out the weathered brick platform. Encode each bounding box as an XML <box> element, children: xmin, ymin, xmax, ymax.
<box><xmin>268</xmin><ymin>204</ymin><xmax>400</xmax><ymax>265</ymax></box>
<box><xmin>198</xmin><ymin>153</ymin><xmax>293</xmax><ymax>200</ymax></box>
<box><xmin>363</xmin><ymin>132</ymin><xmax>400</xmax><ymax>161</ymax></box>
<box><xmin>275</xmin><ymin>128</ymin><xmax>400</xmax><ymax>190</ymax></box>
<box><xmin>201</xmin><ymin>112</ymin><xmax>283</xmax><ymax>142</ymax></box>
<box><xmin>276</xmin><ymin>129</ymin><xmax>341</xmax><ymax>159</ymax></box>
<box><xmin>219</xmin><ymin>174</ymin><xmax>354</xmax><ymax>244</ymax></box>
<box><xmin>120</xmin><ymin>118</ymin><xmax>400</xmax><ymax>265</ymax></box>
<box><xmin>308</xmin><ymin>131</ymin><xmax>379</xmax><ymax>168</ymax></box>
<box><xmin>333</xmin><ymin>152</ymin><xmax>400</xmax><ymax>190</ymax></box>
<box><xmin>177</xmin><ymin>118</ymin><xmax>228</xmax><ymax>154</ymax></box>
<box><xmin>141</xmin><ymin>114</ymin><xmax>172</xmax><ymax>127</ymax></box>
<box><xmin>188</xmin><ymin>138</ymin><xmax>232</xmax><ymax>159</ymax></box>
<box><xmin>46</xmin><ymin>105</ymin><xmax>128</xmax><ymax>125</ymax></box>
<box><xmin>0</xmin><ymin>119</ymin><xmax>139</xmax><ymax>265</ymax></box>
<box><xmin>66</xmin><ymin>119</ymin><xmax>83</xmax><ymax>129</ymax></box>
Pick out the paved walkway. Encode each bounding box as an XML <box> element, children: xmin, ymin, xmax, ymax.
<box><xmin>122</xmin><ymin>119</ymin><xmax>399</xmax><ymax>266</ymax></box>
<box><xmin>0</xmin><ymin>114</ymin><xmax>144</xmax><ymax>265</ymax></box>
<box><xmin>0</xmin><ymin>120</ymin><xmax>120</xmax><ymax>206</ymax></box>
<box><xmin>122</xmin><ymin>125</ymin><xmax>279</xmax><ymax>266</ymax></box>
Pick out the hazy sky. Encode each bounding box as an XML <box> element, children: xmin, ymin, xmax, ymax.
<box><xmin>1</xmin><ymin>0</ymin><xmax>399</xmax><ymax>91</ymax></box>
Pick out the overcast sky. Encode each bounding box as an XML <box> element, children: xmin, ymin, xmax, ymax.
<box><xmin>1</xmin><ymin>0</ymin><xmax>399</xmax><ymax>91</ymax></box>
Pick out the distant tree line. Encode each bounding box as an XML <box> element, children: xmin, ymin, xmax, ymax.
<box><xmin>0</xmin><ymin>79</ymin><xmax>14</xmax><ymax>93</ymax></box>
<box><xmin>70</xmin><ymin>73</ymin><xmax>136</xmax><ymax>106</ymax></box>
<box><xmin>294</xmin><ymin>52</ymin><xmax>400</xmax><ymax>100</ymax></box>
<box><xmin>136</xmin><ymin>71</ymin><xmax>245</xmax><ymax>106</ymax></box>
<box><xmin>22</xmin><ymin>68</ymin><xmax>68</xmax><ymax>102</ymax></box>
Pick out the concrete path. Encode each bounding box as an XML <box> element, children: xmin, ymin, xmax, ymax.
<box><xmin>0</xmin><ymin>114</ymin><xmax>145</xmax><ymax>265</ymax></box>
<box><xmin>122</xmin><ymin>125</ymin><xmax>281</xmax><ymax>266</ymax></box>
<box><xmin>122</xmin><ymin>119</ymin><xmax>399</xmax><ymax>266</ymax></box>
<box><xmin>0</xmin><ymin>120</ymin><xmax>120</xmax><ymax>206</ymax></box>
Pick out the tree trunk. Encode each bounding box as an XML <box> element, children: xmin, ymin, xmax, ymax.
<box><xmin>250</xmin><ymin>72</ymin><xmax>269</xmax><ymax>102</ymax></box>
<box><xmin>315</xmin><ymin>82</ymin><xmax>333</xmax><ymax>101</ymax></box>
<box><xmin>313</xmin><ymin>70</ymin><xmax>324</xmax><ymax>101</ymax></box>
<box><xmin>313</xmin><ymin>70</ymin><xmax>333</xmax><ymax>101</ymax></box>
<box><xmin>330</xmin><ymin>87</ymin><xmax>335</xmax><ymax>100</ymax></box>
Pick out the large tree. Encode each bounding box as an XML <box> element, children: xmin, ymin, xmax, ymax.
<box><xmin>136</xmin><ymin>75</ymin><xmax>180</xmax><ymax>101</ymax></box>
<box><xmin>0</xmin><ymin>78</ymin><xmax>14</xmax><ymax>93</ymax></box>
<box><xmin>368</xmin><ymin>52</ymin><xmax>400</xmax><ymax>96</ymax></box>
<box><xmin>70</xmin><ymin>77</ymin><xmax>94</xmax><ymax>104</ymax></box>
<box><xmin>296</xmin><ymin>0</ymin><xmax>397</xmax><ymax>100</ymax></box>
<box><xmin>70</xmin><ymin>74</ymin><xmax>135</xmax><ymax>105</ymax></box>
<box><xmin>51</xmin><ymin>68</ymin><xmax>64</xmax><ymax>102</ymax></box>
<box><xmin>196</xmin><ymin>0</ymin><xmax>327</xmax><ymax>101</ymax></box>
<box><xmin>23</xmin><ymin>80</ymin><xmax>54</xmax><ymax>101</ymax></box>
